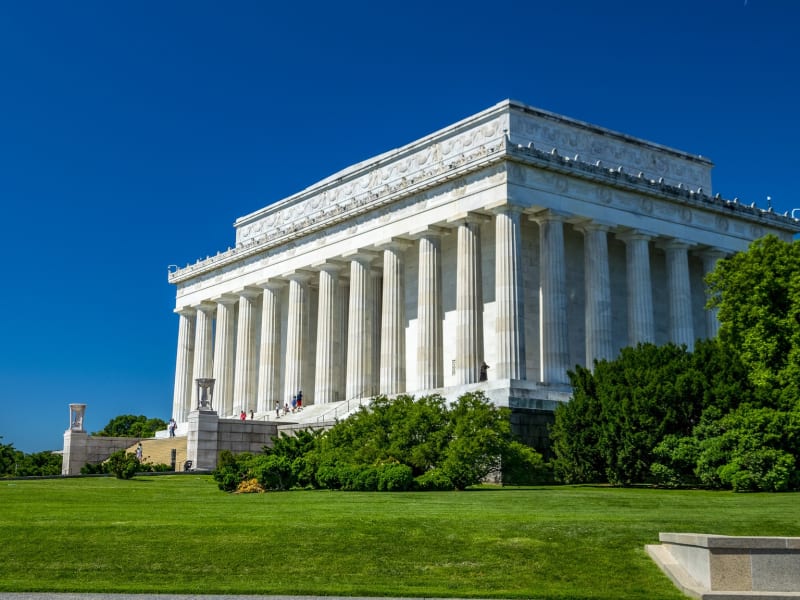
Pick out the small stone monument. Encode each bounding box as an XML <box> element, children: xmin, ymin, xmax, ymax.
<box><xmin>187</xmin><ymin>378</ymin><xmax>218</xmax><ymax>470</ymax></box>
<box><xmin>69</xmin><ymin>403</ymin><xmax>86</xmax><ymax>432</ymax></box>
<box><xmin>195</xmin><ymin>378</ymin><xmax>215</xmax><ymax>410</ymax></box>
<box><xmin>62</xmin><ymin>404</ymin><xmax>88</xmax><ymax>474</ymax></box>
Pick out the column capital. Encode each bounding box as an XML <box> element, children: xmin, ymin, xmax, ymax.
<box><xmin>235</xmin><ymin>286</ymin><xmax>262</xmax><ymax>300</ymax></box>
<box><xmin>342</xmin><ymin>249</ymin><xmax>380</xmax><ymax>266</ymax></box>
<box><xmin>447</xmin><ymin>211</ymin><xmax>492</xmax><ymax>227</ymax></box>
<box><xmin>529</xmin><ymin>209</ymin><xmax>570</xmax><ymax>224</ymax></box>
<box><xmin>210</xmin><ymin>293</ymin><xmax>238</xmax><ymax>306</ymax></box>
<box><xmin>282</xmin><ymin>270</ymin><xmax>315</xmax><ymax>283</ymax></box>
<box><xmin>657</xmin><ymin>238</ymin><xmax>696</xmax><ymax>252</ymax></box>
<box><xmin>175</xmin><ymin>306</ymin><xmax>196</xmax><ymax>317</ymax></box>
<box><xmin>695</xmin><ymin>247</ymin><xmax>728</xmax><ymax>261</ymax></box>
<box><xmin>406</xmin><ymin>225</ymin><xmax>449</xmax><ymax>240</ymax></box>
<box><xmin>258</xmin><ymin>280</ymin><xmax>288</xmax><ymax>293</ymax></box>
<box><xmin>374</xmin><ymin>237</ymin><xmax>413</xmax><ymax>252</ymax></box>
<box><xmin>194</xmin><ymin>301</ymin><xmax>217</xmax><ymax>315</ymax></box>
<box><xmin>571</xmin><ymin>218</ymin><xmax>613</xmax><ymax>234</ymax></box>
<box><xmin>309</xmin><ymin>260</ymin><xmax>346</xmax><ymax>275</ymax></box>
<box><xmin>485</xmin><ymin>201</ymin><xmax>526</xmax><ymax>216</ymax></box>
<box><xmin>616</xmin><ymin>228</ymin><xmax>657</xmax><ymax>243</ymax></box>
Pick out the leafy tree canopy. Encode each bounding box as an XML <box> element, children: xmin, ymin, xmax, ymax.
<box><xmin>707</xmin><ymin>234</ymin><xmax>800</xmax><ymax>408</ymax></box>
<box><xmin>94</xmin><ymin>415</ymin><xmax>167</xmax><ymax>438</ymax></box>
<box><xmin>0</xmin><ymin>437</ymin><xmax>62</xmax><ymax>477</ymax></box>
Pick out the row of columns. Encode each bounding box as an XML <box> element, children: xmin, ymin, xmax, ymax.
<box><xmin>172</xmin><ymin>207</ymin><xmax>725</xmax><ymax>421</ymax></box>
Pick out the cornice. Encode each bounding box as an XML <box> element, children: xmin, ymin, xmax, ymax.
<box><xmin>504</xmin><ymin>142</ymin><xmax>800</xmax><ymax>233</ymax></box>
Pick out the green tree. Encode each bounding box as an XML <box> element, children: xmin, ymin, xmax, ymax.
<box><xmin>14</xmin><ymin>451</ymin><xmax>62</xmax><ymax>477</ymax></box>
<box><xmin>440</xmin><ymin>392</ymin><xmax>511</xmax><ymax>489</ymax></box>
<box><xmin>551</xmin><ymin>340</ymin><xmax>749</xmax><ymax>486</ymax></box>
<box><xmin>105</xmin><ymin>450</ymin><xmax>141</xmax><ymax>479</ymax></box>
<box><xmin>707</xmin><ymin>234</ymin><xmax>800</xmax><ymax>409</ymax></box>
<box><xmin>94</xmin><ymin>415</ymin><xmax>167</xmax><ymax>438</ymax></box>
<box><xmin>0</xmin><ymin>438</ymin><xmax>24</xmax><ymax>477</ymax></box>
<box><xmin>552</xmin><ymin>343</ymin><xmax>708</xmax><ymax>485</ymax></box>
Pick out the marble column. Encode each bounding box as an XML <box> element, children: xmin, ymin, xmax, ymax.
<box><xmin>533</xmin><ymin>212</ymin><xmax>570</xmax><ymax>385</ymax></box>
<box><xmin>664</xmin><ymin>240</ymin><xmax>694</xmax><ymax>349</ymax></box>
<box><xmin>494</xmin><ymin>206</ymin><xmax>526</xmax><ymax>380</ymax></box>
<box><xmin>455</xmin><ymin>216</ymin><xmax>486</xmax><ymax>385</ymax></box>
<box><xmin>370</xmin><ymin>267</ymin><xmax>382</xmax><ymax>396</ymax></box>
<box><xmin>335</xmin><ymin>278</ymin><xmax>350</xmax><ymax>402</ymax></box>
<box><xmin>580</xmin><ymin>223</ymin><xmax>614</xmax><ymax>367</ymax></box>
<box><xmin>700</xmin><ymin>250</ymin><xmax>726</xmax><ymax>339</ymax></box>
<box><xmin>380</xmin><ymin>241</ymin><xmax>410</xmax><ymax>394</ymax></box>
<box><xmin>212</xmin><ymin>295</ymin><xmax>236</xmax><ymax>417</ymax></box>
<box><xmin>618</xmin><ymin>231</ymin><xmax>655</xmax><ymax>346</ymax></box>
<box><xmin>284</xmin><ymin>273</ymin><xmax>310</xmax><ymax>405</ymax></box>
<box><xmin>191</xmin><ymin>302</ymin><xmax>216</xmax><ymax>409</ymax></box>
<box><xmin>257</xmin><ymin>282</ymin><xmax>285</xmax><ymax>413</ymax></box>
<box><xmin>314</xmin><ymin>265</ymin><xmax>340</xmax><ymax>404</ymax></box>
<box><xmin>172</xmin><ymin>308</ymin><xmax>195</xmax><ymax>422</ymax></box>
<box><xmin>346</xmin><ymin>253</ymin><xmax>375</xmax><ymax>400</ymax></box>
<box><xmin>417</xmin><ymin>231</ymin><xmax>443</xmax><ymax>390</ymax></box>
<box><xmin>233</xmin><ymin>288</ymin><xmax>260</xmax><ymax>415</ymax></box>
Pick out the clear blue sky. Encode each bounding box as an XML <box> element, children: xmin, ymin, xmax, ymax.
<box><xmin>1</xmin><ymin>1</ymin><xmax>798</xmax><ymax>453</ymax></box>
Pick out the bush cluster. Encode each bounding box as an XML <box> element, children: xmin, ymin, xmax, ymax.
<box><xmin>213</xmin><ymin>391</ymin><xmax>548</xmax><ymax>492</ymax></box>
<box><xmin>80</xmin><ymin>450</ymin><xmax>172</xmax><ymax>479</ymax></box>
<box><xmin>0</xmin><ymin>440</ymin><xmax>62</xmax><ymax>477</ymax></box>
<box><xmin>551</xmin><ymin>341</ymin><xmax>800</xmax><ymax>492</ymax></box>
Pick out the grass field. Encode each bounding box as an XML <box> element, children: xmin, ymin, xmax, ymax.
<box><xmin>1</xmin><ymin>476</ymin><xmax>798</xmax><ymax>599</ymax></box>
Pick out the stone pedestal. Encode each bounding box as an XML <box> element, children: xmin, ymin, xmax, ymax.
<box><xmin>61</xmin><ymin>429</ymin><xmax>88</xmax><ymax>475</ymax></box>
<box><xmin>186</xmin><ymin>409</ymin><xmax>219</xmax><ymax>471</ymax></box>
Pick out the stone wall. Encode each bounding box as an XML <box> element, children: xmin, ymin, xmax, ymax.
<box><xmin>62</xmin><ymin>431</ymin><xmax>143</xmax><ymax>475</ymax></box>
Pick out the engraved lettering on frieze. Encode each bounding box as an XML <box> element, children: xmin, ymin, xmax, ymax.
<box><xmin>640</xmin><ymin>197</ymin><xmax>654</xmax><ymax>215</ymax></box>
<box><xmin>750</xmin><ymin>225</ymin><xmax>764</xmax><ymax>238</ymax></box>
<box><xmin>680</xmin><ymin>207</ymin><xmax>692</xmax><ymax>223</ymax></box>
<box><xmin>715</xmin><ymin>215</ymin><xmax>729</xmax><ymax>232</ymax></box>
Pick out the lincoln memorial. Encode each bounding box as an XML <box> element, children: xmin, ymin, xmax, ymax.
<box><xmin>167</xmin><ymin>99</ymin><xmax>800</xmax><ymax>446</ymax></box>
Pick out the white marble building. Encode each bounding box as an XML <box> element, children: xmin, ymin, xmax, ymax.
<box><xmin>168</xmin><ymin>99</ymin><xmax>800</xmax><ymax>445</ymax></box>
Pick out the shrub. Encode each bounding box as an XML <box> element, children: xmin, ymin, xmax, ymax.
<box><xmin>414</xmin><ymin>468</ymin><xmax>453</xmax><ymax>491</ymax></box>
<box><xmin>315</xmin><ymin>464</ymin><xmax>342</xmax><ymax>490</ymax></box>
<box><xmin>251</xmin><ymin>455</ymin><xmax>295</xmax><ymax>491</ymax></box>
<box><xmin>354</xmin><ymin>465</ymin><xmax>379</xmax><ymax>491</ymax></box>
<box><xmin>719</xmin><ymin>448</ymin><xmax>796</xmax><ymax>492</ymax></box>
<box><xmin>501</xmin><ymin>441</ymin><xmax>549</xmax><ymax>486</ymax></box>
<box><xmin>377</xmin><ymin>463</ymin><xmax>413</xmax><ymax>491</ymax></box>
<box><xmin>106</xmin><ymin>450</ymin><xmax>140</xmax><ymax>479</ymax></box>
<box><xmin>650</xmin><ymin>435</ymin><xmax>700</xmax><ymax>488</ymax></box>
<box><xmin>235</xmin><ymin>478</ymin><xmax>265</xmax><ymax>494</ymax></box>
<box><xmin>213</xmin><ymin>450</ymin><xmax>249</xmax><ymax>492</ymax></box>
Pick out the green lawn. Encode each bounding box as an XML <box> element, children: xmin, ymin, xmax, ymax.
<box><xmin>1</xmin><ymin>476</ymin><xmax>798</xmax><ymax>599</ymax></box>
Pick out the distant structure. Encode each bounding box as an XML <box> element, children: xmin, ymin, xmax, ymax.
<box><xmin>167</xmin><ymin>99</ymin><xmax>800</xmax><ymax>448</ymax></box>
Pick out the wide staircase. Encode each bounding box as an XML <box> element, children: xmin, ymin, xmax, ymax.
<box><xmin>127</xmin><ymin>436</ymin><xmax>188</xmax><ymax>470</ymax></box>
<box><xmin>267</xmin><ymin>397</ymin><xmax>369</xmax><ymax>426</ymax></box>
